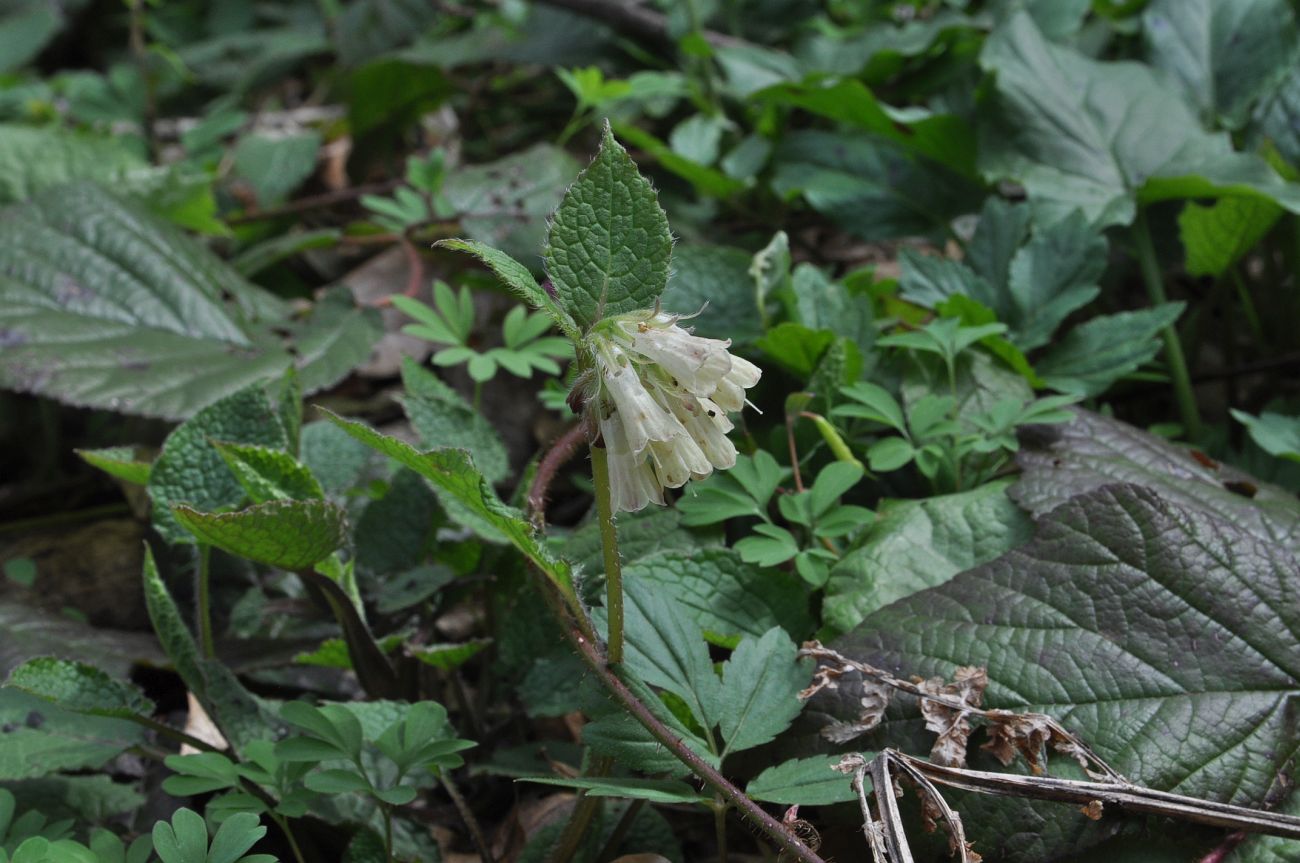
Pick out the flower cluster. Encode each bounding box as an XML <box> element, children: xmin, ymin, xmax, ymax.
<box><xmin>588</xmin><ymin>310</ymin><xmax>761</xmax><ymax>512</ymax></box>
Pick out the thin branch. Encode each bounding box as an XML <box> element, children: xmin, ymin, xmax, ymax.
<box><xmin>561</xmin><ymin>623</ymin><xmax>827</xmax><ymax>863</ymax></box>
<box><xmin>440</xmin><ymin>772</ymin><xmax>495</xmax><ymax>863</ymax></box>
<box><xmin>227</xmin><ymin>180</ymin><xmax>401</xmax><ymax>224</ymax></box>
<box><xmin>527</xmin><ymin>422</ymin><xmax>586</xmax><ymax>527</ymax></box>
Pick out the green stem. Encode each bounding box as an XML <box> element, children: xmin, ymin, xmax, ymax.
<box><xmin>590</xmin><ymin>444</ymin><xmax>624</xmax><ymax>665</ymax></box>
<box><xmin>1133</xmin><ymin>211</ymin><xmax>1201</xmax><ymax>441</ymax></box>
<box><xmin>196</xmin><ymin>544</ymin><xmax>215</xmax><ymax>659</ymax></box>
<box><xmin>383</xmin><ymin>805</ymin><xmax>394</xmax><ymax>863</ymax></box>
<box><xmin>270</xmin><ymin>813</ymin><xmax>307</xmax><ymax>863</ymax></box>
<box><xmin>1230</xmin><ymin>267</ymin><xmax>1264</xmax><ymax>342</ymax></box>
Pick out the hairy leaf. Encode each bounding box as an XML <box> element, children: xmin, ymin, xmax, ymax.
<box><xmin>172</xmin><ymin>500</ymin><xmax>347</xmax><ymax>570</ymax></box>
<box><xmin>543</xmin><ymin>123</ymin><xmax>672</xmax><ymax>329</ymax></box>
<box><xmin>5</xmin><ymin>658</ymin><xmax>154</xmax><ymax>719</ymax></box>
<box><xmin>824</xmin><ymin>480</ymin><xmax>1033</xmax><ymax>637</ymax></box>
<box><xmin>829</xmin><ymin>483</ymin><xmax>1300</xmax><ymax>860</ymax></box>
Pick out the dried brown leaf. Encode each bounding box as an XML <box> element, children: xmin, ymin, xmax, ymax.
<box><xmin>917</xmin><ymin>667</ymin><xmax>987</xmax><ymax>767</ymax></box>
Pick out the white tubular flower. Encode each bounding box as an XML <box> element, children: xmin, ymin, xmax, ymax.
<box><xmin>588</xmin><ymin>307</ymin><xmax>761</xmax><ymax>513</ymax></box>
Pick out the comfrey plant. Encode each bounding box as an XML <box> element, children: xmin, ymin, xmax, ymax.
<box><xmin>434</xmin><ymin>126</ymin><xmax>824</xmax><ymax>863</ymax></box>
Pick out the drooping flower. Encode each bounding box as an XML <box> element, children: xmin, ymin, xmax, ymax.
<box><xmin>586</xmin><ymin>309</ymin><xmax>761</xmax><ymax>513</ymax></box>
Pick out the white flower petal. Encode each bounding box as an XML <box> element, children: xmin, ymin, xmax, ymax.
<box><xmin>724</xmin><ymin>354</ymin><xmax>762</xmax><ymax>389</ymax></box>
<box><xmin>600</xmin><ymin>410</ymin><xmax>665</xmax><ymax>512</ymax></box>
<box><xmin>625</xmin><ymin>323</ymin><xmax>733</xmax><ymax>396</ymax></box>
<box><xmin>602</xmin><ymin>359</ymin><xmax>684</xmax><ymax>452</ymax></box>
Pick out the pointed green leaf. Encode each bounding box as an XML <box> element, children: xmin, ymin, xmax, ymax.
<box><xmin>435</xmin><ymin>239</ymin><xmax>580</xmax><ymax>341</ymax></box>
<box><xmin>74</xmin><ymin>447</ymin><xmax>151</xmax><ymax>485</ymax></box>
<box><xmin>717</xmin><ymin>628</ymin><xmax>810</xmax><ymax>758</ymax></box>
<box><xmin>517</xmin><ymin>776</ymin><xmax>709</xmax><ymax>804</ymax></box>
<box><xmin>824</xmin><ymin>480</ymin><xmax>1033</xmax><ymax>637</ymax></box>
<box><xmin>5</xmin><ymin>658</ymin><xmax>154</xmax><ymax>720</ymax></box>
<box><xmin>147</xmin><ymin>385</ymin><xmax>288</xmax><ymax>544</ymax></box>
<box><xmin>614</xmin><ymin>580</ymin><xmax>722</xmax><ymax>730</ymax></box>
<box><xmin>206</xmin><ymin>813</ymin><xmax>267</xmax><ymax>863</ymax></box>
<box><xmin>398</xmin><ymin>358</ymin><xmax>508</xmax><ymax>484</ymax></box>
<box><xmin>543</xmin><ymin>123</ymin><xmax>672</xmax><ymax>329</ymax></box>
<box><xmin>214</xmin><ymin>443</ymin><xmax>323</xmax><ymax>503</ymax></box>
<box><xmin>747</xmin><ymin>755</ymin><xmax>859</xmax><ymax>805</ymax></box>
<box><xmin>172</xmin><ymin>500</ymin><xmax>346</xmax><ymax>570</ymax></box>
<box><xmin>1178</xmin><ymin>196</ymin><xmax>1282</xmax><ymax>277</ymax></box>
<box><xmin>1037</xmin><ymin>303</ymin><xmax>1185</xmax><ymax>396</ymax></box>
<box><xmin>320</xmin><ymin>410</ymin><xmax>576</xmax><ymax>602</ymax></box>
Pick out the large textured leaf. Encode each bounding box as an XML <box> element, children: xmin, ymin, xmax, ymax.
<box><xmin>0</xmin><ymin>600</ymin><xmax>161</xmax><ymax>679</ymax></box>
<box><xmin>442</xmin><ymin>143</ymin><xmax>579</xmax><ymax>265</ymax></box>
<box><xmin>147</xmin><ymin>384</ymin><xmax>288</xmax><ymax>544</ymax></box>
<box><xmin>830</xmin><ymin>483</ymin><xmax>1300</xmax><ymax>861</ymax></box>
<box><xmin>823</xmin><ymin>480</ymin><xmax>1033</xmax><ymax>637</ymax></box>
<box><xmin>623</xmin><ymin>548</ymin><xmax>812</xmax><ymax>645</ymax></box>
<box><xmin>979</xmin><ymin>12</ymin><xmax>1300</xmax><ymax>227</ymax></box>
<box><xmin>1143</xmin><ymin>0</ymin><xmax>1297</xmax><ymax>129</ymax></box>
<box><xmin>5</xmin><ymin>658</ymin><xmax>154</xmax><ymax>720</ymax></box>
<box><xmin>0</xmin><ymin>689</ymin><xmax>143</xmax><ymax>780</ymax></box>
<box><xmin>0</xmin><ymin>184</ymin><xmax>379</xmax><ymax>419</ymax></box>
<box><xmin>172</xmin><ymin>500</ymin><xmax>348</xmax><ymax>570</ymax></box>
<box><xmin>0</xmin><ymin>126</ymin><xmax>146</xmax><ymax>203</ymax></box>
<box><xmin>772</xmin><ymin>130</ymin><xmax>983</xmax><ymax>242</ymax></box>
<box><xmin>658</xmin><ymin>244</ymin><xmax>761</xmax><ymax>342</ymax></box>
<box><xmin>543</xmin><ymin>123</ymin><xmax>672</xmax><ymax>330</ymax></box>
<box><xmin>1013</xmin><ymin>409</ymin><xmax>1300</xmax><ymax>551</ymax></box>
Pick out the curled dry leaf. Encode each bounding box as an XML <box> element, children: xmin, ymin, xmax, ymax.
<box><xmin>981</xmin><ymin>709</ymin><xmax>1096</xmax><ymax>776</ymax></box>
<box><xmin>916</xmin><ymin>666</ymin><xmax>987</xmax><ymax>768</ymax></box>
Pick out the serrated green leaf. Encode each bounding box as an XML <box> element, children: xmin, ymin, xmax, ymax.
<box><xmin>5</xmin><ymin>658</ymin><xmax>154</xmax><ymax>720</ymax></box>
<box><xmin>543</xmin><ymin>123</ymin><xmax>672</xmax><ymax>330</ymax></box>
<box><xmin>1037</xmin><ymin>303</ymin><xmax>1185</xmax><ymax>396</ymax></box>
<box><xmin>435</xmin><ymin>240</ymin><xmax>579</xmax><ymax>341</ymax></box>
<box><xmin>443</xmin><ymin>143</ymin><xmax>581</xmax><ymax>265</ymax></box>
<box><xmin>979</xmin><ymin>12</ymin><xmax>1300</xmax><ymax>227</ymax></box>
<box><xmin>322</xmin><ymin>411</ymin><xmax>576</xmax><ymax>603</ymax></box>
<box><xmin>74</xmin><ymin>447</ymin><xmax>151</xmax><ymax>485</ymax></box>
<box><xmin>612</xmin><ymin>580</ymin><xmax>722</xmax><ymax>731</ymax></box>
<box><xmin>517</xmin><ymin>776</ymin><xmax>709</xmax><ymax>804</ymax></box>
<box><xmin>746</xmin><ymin>755</ymin><xmax>859</xmax><ymax>806</ymax></box>
<box><xmin>147</xmin><ymin>384</ymin><xmax>288</xmax><ymax>544</ymax></box>
<box><xmin>172</xmin><ymin>500</ymin><xmax>346</xmax><ymax>570</ymax></box>
<box><xmin>1014</xmin><ymin>409</ymin><xmax>1300</xmax><ymax>551</ymax></box>
<box><xmin>582</xmin><ymin>673</ymin><xmax>718</xmax><ymax>778</ymax></box>
<box><xmin>0</xmin><ymin>689</ymin><xmax>144</xmax><ymax>781</ymax></box>
<box><xmin>824</xmin><ymin>479</ymin><xmax>1033</xmax><ymax>637</ymax></box>
<box><xmin>623</xmin><ymin>548</ymin><xmax>811</xmax><ymax>645</ymax></box>
<box><xmin>398</xmin><ymin>358</ymin><xmax>508</xmax><ymax>484</ymax></box>
<box><xmin>0</xmin><ymin>185</ymin><xmax>378</xmax><ymax>420</ymax></box>
<box><xmin>214</xmin><ymin>443</ymin><xmax>323</xmax><ymax>504</ymax></box>
<box><xmin>717</xmin><ymin>628</ymin><xmax>810</xmax><ymax>758</ymax></box>
<box><xmin>831</xmin><ymin>482</ymin><xmax>1300</xmax><ymax>861</ymax></box>
<box><xmin>0</xmin><ymin>125</ymin><xmax>147</xmax><ymax>204</ymax></box>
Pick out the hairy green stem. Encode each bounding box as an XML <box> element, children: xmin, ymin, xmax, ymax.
<box><xmin>714</xmin><ymin>798</ymin><xmax>729</xmax><ymax>863</ymax></box>
<box><xmin>1133</xmin><ymin>211</ymin><xmax>1201</xmax><ymax>441</ymax></box>
<box><xmin>589</xmin><ymin>444</ymin><xmax>624</xmax><ymax>665</ymax></box>
<box><xmin>196</xmin><ymin>544</ymin><xmax>215</xmax><ymax>659</ymax></box>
